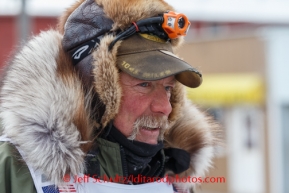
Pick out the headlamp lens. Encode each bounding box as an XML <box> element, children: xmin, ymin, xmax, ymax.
<box><xmin>178</xmin><ymin>17</ymin><xmax>185</xmax><ymax>29</ymax></box>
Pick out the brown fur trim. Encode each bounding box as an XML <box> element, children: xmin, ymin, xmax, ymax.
<box><xmin>171</xmin><ymin>37</ymin><xmax>184</xmax><ymax>52</ymax></box>
<box><xmin>56</xmin><ymin>40</ymin><xmax>94</xmax><ymax>153</ymax></box>
<box><xmin>167</xmin><ymin>82</ymin><xmax>186</xmax><ymax>125</ymax></box>
<box><xmin>95</xmin><ymin>0</ymin><xmax>173</xmax><ymax>30</ymax></box>
<box><xmin>56</xmin><ymin>39</ymin><xmax>75</xmax><ymax>80</ymax></box>
<box><xmin>92</xmin><ymin>35</ymin><xmax>122</xmax><ymax>128</ymax></box>
<box><xmin>72</xmin><ymin>89</ymin><xmax>94</xmax><ymax>153</ymax></box>
<box><xmin>95</xmin><ymin>0</ymin><xmax>183</xmax><ymax>47</ymax></box>
<box><xmin>164</xmin><ymin>99</ymin><xmax>221</xmax><ymax>190</ymax></box>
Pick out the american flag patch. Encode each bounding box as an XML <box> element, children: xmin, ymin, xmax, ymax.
<box><xmin>42</xmin><ymin>184</ymin><xmax>77</xmax><ymax>193</ymax></box>
<box><xmin>42</xmin><ymin>185</ymin><xmax>59</xmax><ymax>193</ymax></box>
<box><xmin>58</xmin><ymin>184</ymin><xmax>77</xmax><ymax>192</ymax></box>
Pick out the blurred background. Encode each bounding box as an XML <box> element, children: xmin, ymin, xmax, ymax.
<box><xmin>1</xmin><ymin>0</ymin><xmax>289</xmax><ymax>193</ymax></box>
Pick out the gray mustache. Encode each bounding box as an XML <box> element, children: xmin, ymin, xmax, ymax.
<box><xmin>128</xmin><ymin>115</ymin><xmax>169</xmax><ymax>140</ymax></box>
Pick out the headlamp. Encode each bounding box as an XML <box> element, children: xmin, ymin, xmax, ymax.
<box><xmin>162</xmin><ymin>11</ymin><xmax>191</xmax><ymax>39</ymax></box>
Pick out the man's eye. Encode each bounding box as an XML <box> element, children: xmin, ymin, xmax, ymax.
<box><xmin>165</xmin><ymin>86</ymin><xmax>173</xmax><ymax>92</ymax></box>
<box><xmin>138</xmin><ymin>82</ymin><xmax>150</xmax><ymax>87</ymax></box>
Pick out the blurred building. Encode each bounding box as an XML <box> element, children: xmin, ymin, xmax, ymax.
<box><xmin>181</xmin><ymin>25</ymin><xmax>267</xmax><ymax>193</ymax></box>
<box><xmin>170</xmin><ymin>1</ymin><xmax>289</xmax><ymax>193</ymax></box>
<box><xmin>1</xmin><ymin>0</ymin><xmax>289</xmax><ymax>193</ymax></box>
<box><xmin>0</xmin><ymin>15</ymin><xmax>57</xmax><ymax>69</ymax></box>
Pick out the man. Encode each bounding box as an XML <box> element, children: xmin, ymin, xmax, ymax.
<box><xmin>0</xmin><ymin>0</ymin><xmax>220</xmax><ymax>192</ymax></box>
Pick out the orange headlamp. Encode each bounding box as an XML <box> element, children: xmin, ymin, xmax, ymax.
<box><xmin>162</xmin><ymin>11</ymin><xmax>191</xmax><ymax>39</ymax></box>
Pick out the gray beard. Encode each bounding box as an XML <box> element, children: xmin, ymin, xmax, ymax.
<box><xmin>127</xmin><ymin>115</ymin><xmax>169</xmax><ymax>141</ymax></box>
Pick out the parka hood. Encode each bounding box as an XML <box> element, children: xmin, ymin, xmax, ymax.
<box><xmin>0</xmin><ymin>0</ymin><xmax>221</xmax><ymax>191</ymax></box>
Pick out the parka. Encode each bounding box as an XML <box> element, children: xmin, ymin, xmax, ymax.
<box><xmin>0</xmin><ymin>0</ymin><xmax>220</xmax><ymax>192</ymax></box>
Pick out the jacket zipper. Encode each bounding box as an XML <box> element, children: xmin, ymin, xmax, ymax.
<box><xmin>120</xmin><ymin>145</ymin><xmax>131</xmax><ymax>184</ymax></box>
<box><xmin>152</xmin><ymin>150</ymin><xmax>166</xmax><ymax>178</ymax></box>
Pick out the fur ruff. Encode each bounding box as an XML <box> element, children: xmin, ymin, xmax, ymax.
<box><xmin>164</xmin><ymin>99</ymin><xmax>220</xmax><ymax>191</ymax></box>
<box><xmin>92</xmin><ymin>35</ymin><xmax>122</xmax><ymax>127</ymax></box>
<box><xmin>0</xmin><ymin>0</ymin><xmax>221</xmax><ymax>190</ymax></box>
<box><xmin>0</xmin><ymin>30</ymin><xmax>93</xmax><ymax>184</ymax></box>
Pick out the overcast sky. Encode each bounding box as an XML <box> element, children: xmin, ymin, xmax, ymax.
<box><xmin>1</xmin><ymin>0</ymin><xmax>289</xmax><ymax>23</ymax></box>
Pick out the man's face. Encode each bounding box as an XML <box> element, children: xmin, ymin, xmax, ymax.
<box><xmin>113</xmin><ymin>72</ymin><xmax>175</xmax><ymax>145</ymax></box>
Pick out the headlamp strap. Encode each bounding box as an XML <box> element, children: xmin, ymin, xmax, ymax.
<box><xmin>67</xmin><ymin>11</ymin><xmax>190</xmax><ymax>65</ymax></box>
<box><xmin>68</xmin><ymin>35</ymin><xmax>103</xmax><ymax>66</ymax></box>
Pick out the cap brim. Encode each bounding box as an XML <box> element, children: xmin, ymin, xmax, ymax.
<box><xmin>116</xmin><ymin>50</ymin><xmax>202</xmax><ymax>88</ymax></box>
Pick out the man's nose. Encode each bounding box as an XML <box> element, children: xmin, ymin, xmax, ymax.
<box><xmin>150</xmin><ymin>89</ymin><xmax>172</xmax><ymax>116</ymax></box>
